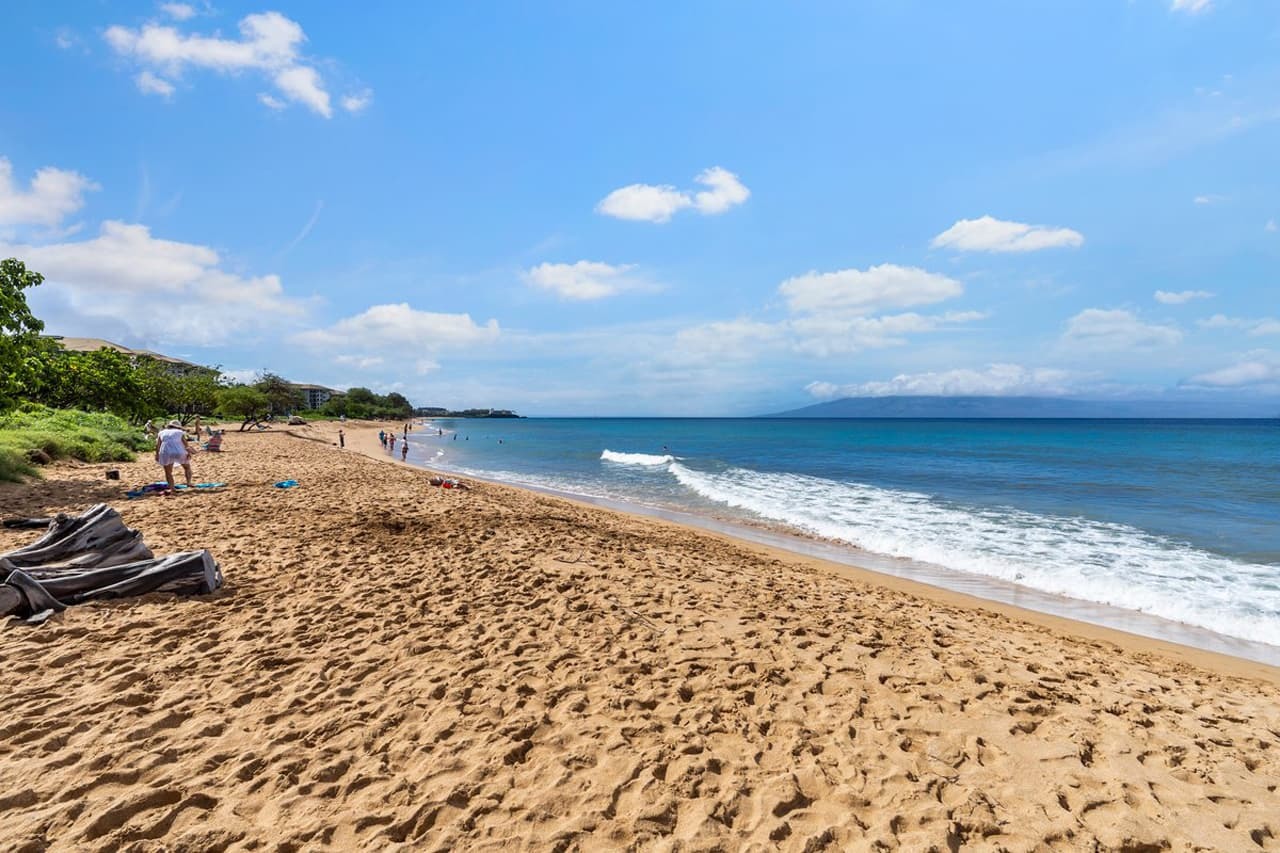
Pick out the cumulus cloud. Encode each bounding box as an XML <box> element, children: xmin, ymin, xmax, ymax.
<box><xmin>3</xmin><ymin>220</ymin><xmax>307</xmax><ymax>345</ymax></box>
<box><xmin>104</xmin><ymin>11</ymin><xmax>369</xmax><ymax>118</ymax></box>
<box><xmin>789</xmin><ymin>311</ymin><xmax>984</xmax><ymax>357</ymax></box>
<box><xmin>1154</xmin><ymin>289</ymin><xmax>1212</xmax><ymax>304</ymax></box>
<box><xmin>691</xmin><ymin>167</ymin><xmax>751</xmax><ymax>214</ymax></box>
<box><xmin>779</xmin><ymin>264</ymin><xmax>963</xmax><ymax>316</ymax></box>
<box><xmin>1062</xmin><ymin>308</ymin><xmax>1182</xmax><ymax>350</ymax></box>
<box><xmin>669</xmin><ymin>319</ymin><xmax>785</xmax><ymax>364</ymax></box>
<box><xmin>0</xmin><ymin>157</ymin><xmax>99</xmax><ymax>230</ymax></box>
<box><xmin>1171</xmin><ymin>0</ymin><xmax>1212</xmax><ymax>14</ymax></box>
<box><xmin>160</xmin><ymin>3</ymin><xmax>196</xmax><ymax>20</ymax></box>
<box><xmin>1199</xmin><ymin>314</ymin><xmax>1280</xmax><ymax>336</ymax></box>
<box><xmin>136</xmin><ymin>70</ymin><xmax>175</xmax><ymax>97</ymax></box>
<box><xmin>524</xmin><ymin>261</ymin><xmax>647</xmax><ymax>301</ymax></box>
<box><xmin>805</xmin><ymin>364</ymin><xmax>1079</xmax><ymax>399</ymax></box>
<box><xmin>1186</xmin><ymin>357</ymin><xmax>1279</xmax><ymax>388</ymax></box>
<box><xmin>931</xmin><ymin>215</ymin><xmax>1084</xmax><ymax>253</ymax></box>
<box><xmin>340</xmin><ymin>90</ymin><xmax>373</xmax><ymax>113</ymax></box>
<box><xmin>292</xmin><ymin>303</ymin><xmax>499</xmax><ymax>352</ymax></box>
<box><xmin>334</xmin><ymin>354</ymin><xmax>385</xmax><ymax>369</ymax></box>
<box><xmin>596</xmin><ymin>167</ymin><xmax>749</xmax><ymax>223</ymax></box>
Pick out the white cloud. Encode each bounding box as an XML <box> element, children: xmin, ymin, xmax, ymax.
<box><xmin>1154</xmin><ymin>289</ymin><xmax>1212</xmax><ymax>304</ymax></box>
<box><xmin>1062</xmin><ymin>308</ymin><xmax>1182</xmax><ymax>350</ymax></box>
<box><xmin>1267</xmin><ymin>219</ymin><xmax>1277</xmax><ymax>233</ymax></box>
<box><xmin>596</xmin><ymin>183</ymin><xmax>691</xmax><ymax>223</ymax></box>
<box><xmin>258</xmin><ymin>93</ymin><xmax>285</xmax><ymax>110</ymax></box>
<box><xmin>104</xmin><ymin>11</ymin><xmax>364</xmax><ymax>118</ymax></box>
<box><xmin>160</xmin><ymin>2</ymin><xmax>197</xmax><ymax>20</ymax></box>
<box><xmin>525</xmin><ymin>261</ymin><xmax>646</xmax><ymax>301</ymax></box>
<box><xmin>789</xmin><ymin>311</ymin><xmax>984</xmax><ymax>357</ymax></box>
<box><xmin>4</xmin><ymin>220</ymin><xmax>307</xmax><ymax>345</ymax></box>
<box><xmin>691</xmin><ymin>167</ymin><xmax>751</xmax><ymax>214</ymax></box>
<box><xmin>931</xmin><ymin>215</ymin><xmax>1084</xmax><ymax>253</ymax></box>
<box><xmin>596</xmin><ymin>167</ymin><xmax>749</xmax><ymax>223</ymax></box>
<box><xmin>341</xmin><ymin>90</ymin><xmax>373</xmax><ymax>113</ymax></box>
<box><xmin>669</xmin><ymin>319</ymin><xmax>785</xmax><ymax>363</ymax></box>
<box><xmin>1192</xmin><ymin>194</ymin><xmax>1224</xmax><ymax>205</ymax></box>
<box><xmin>779</xmin><ymin>263</ymin><xmax>963</xmax><ymax>317</ymax></box>
<box><xmin>334</xmin><ymin>354</ymin><xmax>384</xmax><ymax>369</ymax></box>
<box><xmin>274</xmin><ymin>65</ymin><xmax>331</xmax><ymax>118</ymax></box>
<box><xmin>806</xmin><ymin>364</ymin><xmax>1079</xmax><ymax>398</ymax></box>
<box><xmin>0</xmin><ymin>157</ymin><xmax>99</xmax><ymax>230</ymax></box>
<box><xmin>293</xmin><ymin>303</ymin><xmax>499</xmax><ymax>352</ymax></box>
<box><xmin>1186</xmin><ymin>358</ymin><xmax>1279</xmax><ymax>388</ymax></box>
<box><xmin>136</xmin><ymin>70</ymin><xmax>175</xmax><ymax>97</ymax></box>
<box><xmin>1171</xmin><ymin>0</ymin><xmax>1212</xmax><ymax>14</ymax></box>
<box><xmin>1199</xmin><ymin>314</ymin><xmax>1280</xmax><ymax>336</ymax></box>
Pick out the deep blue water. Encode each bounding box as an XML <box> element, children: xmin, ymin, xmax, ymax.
<box><xmin>405</xmin><ymin>418</ymin><xmax>1280</xmax><ymax>647</ymax></box>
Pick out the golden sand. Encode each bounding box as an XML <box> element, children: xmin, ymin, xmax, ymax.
<box><xmin>1</xmin><ymin>421</ymin><xmax>1277</xmax><ymax>851</ymax></box>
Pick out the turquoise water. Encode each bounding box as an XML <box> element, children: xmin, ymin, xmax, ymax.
<box><xmin>405</xmin><ymin>418</ymin><xmax>1280</xmax><ymax>649</ymax></box>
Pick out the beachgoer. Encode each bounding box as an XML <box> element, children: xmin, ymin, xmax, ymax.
<box><xmin>155</xmin><ymin>419</ymin><xmax>193</xmax><ymax>493</ymax></box>
<box><xmin>400</xmin><ymin>441</ymin><xmax>408</xmax><ymax>461</ymax></box>
<box><xmin>193</xmin><ymin>415</ymin><xmax>202</xmax><ymax>439</ymax></box>
<box><xmin>378</xmin><ymin>430</ymin><xmax>386</xmax><ymax>448</ymax></box>
<box><xmin>338</xmin><ymin>429</ymin><xmax>345</xmax><ymax>449</ymax></box>
<box><xmin>389</xmin><ymin>435</ymin><xmax>396</xmax><ymax>453</ymax></box>
<box><xmin>144</xmin><ymin>419</ymin><xmax>157</xmax><ymax>438</ymax></box>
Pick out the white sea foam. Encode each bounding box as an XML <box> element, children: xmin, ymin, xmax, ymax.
<box><xmin>667</xmin><ymin>462</ymin><xmax>1280</xmax><ymax>647</ymax></box>
<box><xmin>601</xmin><ymin>450</ymin><xmax>676</xmax><ymax>466</ymax></box>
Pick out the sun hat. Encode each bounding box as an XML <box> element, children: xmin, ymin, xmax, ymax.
<box><xmin>166</xmin><ymin>419</ymin><xmax>183</xmax><ymax>429</ymax></box>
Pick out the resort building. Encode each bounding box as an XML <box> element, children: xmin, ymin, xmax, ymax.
<box><xmin>45</xmin><ymin>336</ymin><xmax>213</xmax><ymax>376</ymax></box>
<box><xmin>290</xmin><ymin>383</ymin><xmax>342</xmax><ymax>410</ymax></box>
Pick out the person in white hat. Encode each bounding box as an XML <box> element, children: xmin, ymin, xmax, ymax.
<box><xmin>155</xmin><ymin>419</ymin><xmax>194</xmax><ymax>493</ymax></box>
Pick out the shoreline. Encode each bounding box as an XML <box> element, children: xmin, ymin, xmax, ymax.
<box><xmin>328</xmin><ymin>419</ymin><xmax>1280</xmax><ymax>681</ymax></box>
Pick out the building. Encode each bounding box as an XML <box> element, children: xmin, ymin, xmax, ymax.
<box><xmin>46</xmin><ymin>336</ymin><xmax>214</xmax><ymax>376</ymax></box>
<box><xmin>291</xmin><ymin>383</ymin><xmax>342</xmax><ymax>410</ymax></box>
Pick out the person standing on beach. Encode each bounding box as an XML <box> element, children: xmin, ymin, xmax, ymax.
<box><xmin>400</xmin><ymin>441</ymin><xmax>408</xmax><ymax>462</ymax></box>
<box><xmin>378</xmin><ymin>430</ymin><xmax>386</xmax><ymax>448</ymax></box>
<box><xmin>155</xmin><ymin>419</ymin><xmax>193</xmax><ymax>493</ymax></box>
<box><xmin>338</xmin><ymin>429</ymin><xmax>345</xmax><ymax>449</ymax></box>
<box><xmin>389</xmin><ymin>434</ymin><xmax>396</xmax><ymax>453</ymax></box>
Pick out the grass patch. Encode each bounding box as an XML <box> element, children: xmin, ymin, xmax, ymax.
<box><xmin>0</xmin><ymin>404</ymin><xmax>152</xmax><ymax>482</ymax></box>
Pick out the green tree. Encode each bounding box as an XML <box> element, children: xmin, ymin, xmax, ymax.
<box><xmin>0</xmin><ymin>258</ymin><xmax>48</xmax><ymax>410</ymax></box>
<box><xmin>167</xmin><ymin>369</ymin><xmax>223</xmax><ymax>420</ymax></box>
<box><xmin>215</xmin><ymin>385</ymin><xmax>270</xmax><ymax>429</ymax></box>
<box><xmin>383</xmin><ymin>392</ymin><xmax>413</xmax><ymax>419</ymax></box>
<box><xmin>254</xmin><ymin>372</ymin><xmax>304</xmax><ymax>414</ymax></box>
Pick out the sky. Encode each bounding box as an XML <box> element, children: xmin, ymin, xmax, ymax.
<box><xmin>1</xmin><ymin>0</ymin><xmax>1278</xmax><ymax>416</ymax></box>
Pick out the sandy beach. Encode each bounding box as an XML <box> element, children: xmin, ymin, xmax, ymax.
<box><xmin>1</xmin><ymin>421</ymin><xmax>1277</xmax><ymax>852</ymax></box>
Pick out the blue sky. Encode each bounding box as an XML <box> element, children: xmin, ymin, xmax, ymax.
<box><xmin>2</xmin><ymin>1</ymin><xmax>1278</xmax><ymax>415</ymax></box>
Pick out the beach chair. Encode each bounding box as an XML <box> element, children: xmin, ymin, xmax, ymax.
<box><xmin>202</xmin><ymin>432</ymin><xmax>224</xmax><ymax>452</ymax></box>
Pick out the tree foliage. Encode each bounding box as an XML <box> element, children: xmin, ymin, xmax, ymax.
<box><xmin>321</xmin><ymin>386</ymin><xmax>412</xmax><ymax>420</ymax></box>
<box><xmin>0</xmin><ymin>258</ymin><xmax>48</xmax><ymax>410</ymax></box>
<box><xmin>254</xmin><ymin>372</ymin><xmax>304</xmax><ymax>414</ymax></box>
<box><xmin>214</xmin><ymin>386</ymin><xmax>270</xmax><ymax>428</ymax></box>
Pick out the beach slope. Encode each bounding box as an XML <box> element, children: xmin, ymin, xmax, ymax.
<box><xmin>1</xmin><ymin>426</ymin><xmax>1277</xmax><ymax>851</ymax></box>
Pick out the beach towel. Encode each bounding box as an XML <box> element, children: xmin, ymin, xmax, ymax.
<box><xmin>273</xmin><ymin>480</ymin><xmax>300</xmax><ymax>489</ymax></box>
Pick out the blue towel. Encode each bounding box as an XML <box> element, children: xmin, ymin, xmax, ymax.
<box><xmin>273</xmin><ymin>479</ymin><xmax>299</xmax><ymax>489</ymax></box>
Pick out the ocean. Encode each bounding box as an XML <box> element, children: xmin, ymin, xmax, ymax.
<box><xmin>404</xmin><ymin>418</ymin><xmax>1280</xmax><ymax>661</ymax></box>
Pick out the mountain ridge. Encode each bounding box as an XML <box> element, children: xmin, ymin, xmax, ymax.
<box><xmin>763</xmin><ymin>395</ymin><xmax>1279</xmax><ymax>419</ymax></box>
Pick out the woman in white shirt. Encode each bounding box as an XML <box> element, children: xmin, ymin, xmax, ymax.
<box><xmin>155</xmin><ymin>419</ymin><xmax>194</xmax><ymax>493</ymax></box>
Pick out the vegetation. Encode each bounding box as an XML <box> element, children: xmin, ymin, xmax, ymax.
<box><xmin>321</xmin><ymin>387</ymin><xmax>413</xmax><ymax>420</ymax></box>
<box><xmin>0</xmin><ymin>404</ymin><xmax>152</xmax><ymax>483</ymax></box>
<box><xmin>0</xmin><ymin>259</ymin><xmax>50</xmax><ymax>411</ymax></box>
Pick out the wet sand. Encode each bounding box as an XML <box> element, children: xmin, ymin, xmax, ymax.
<box><xmin>1</xmin><ymin>421</ymin><xmax>1277</xmax><ymax>851</ymax></box>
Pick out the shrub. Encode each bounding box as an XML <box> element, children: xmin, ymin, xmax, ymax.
<box><xmin>0</xmin><ymin>404</ymin><xmax>151</xmax><ymax>481</ymax></box>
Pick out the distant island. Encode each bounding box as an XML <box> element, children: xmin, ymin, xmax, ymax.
<box><xmin>764</xmin><ymin>395</ymin><xmax>1279</xmax><ymax>419</ymax></box>
<box><xmin>413</xmin><ymin>407</ymin><xmax>522</xmax><ymax>418</ymax></box>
